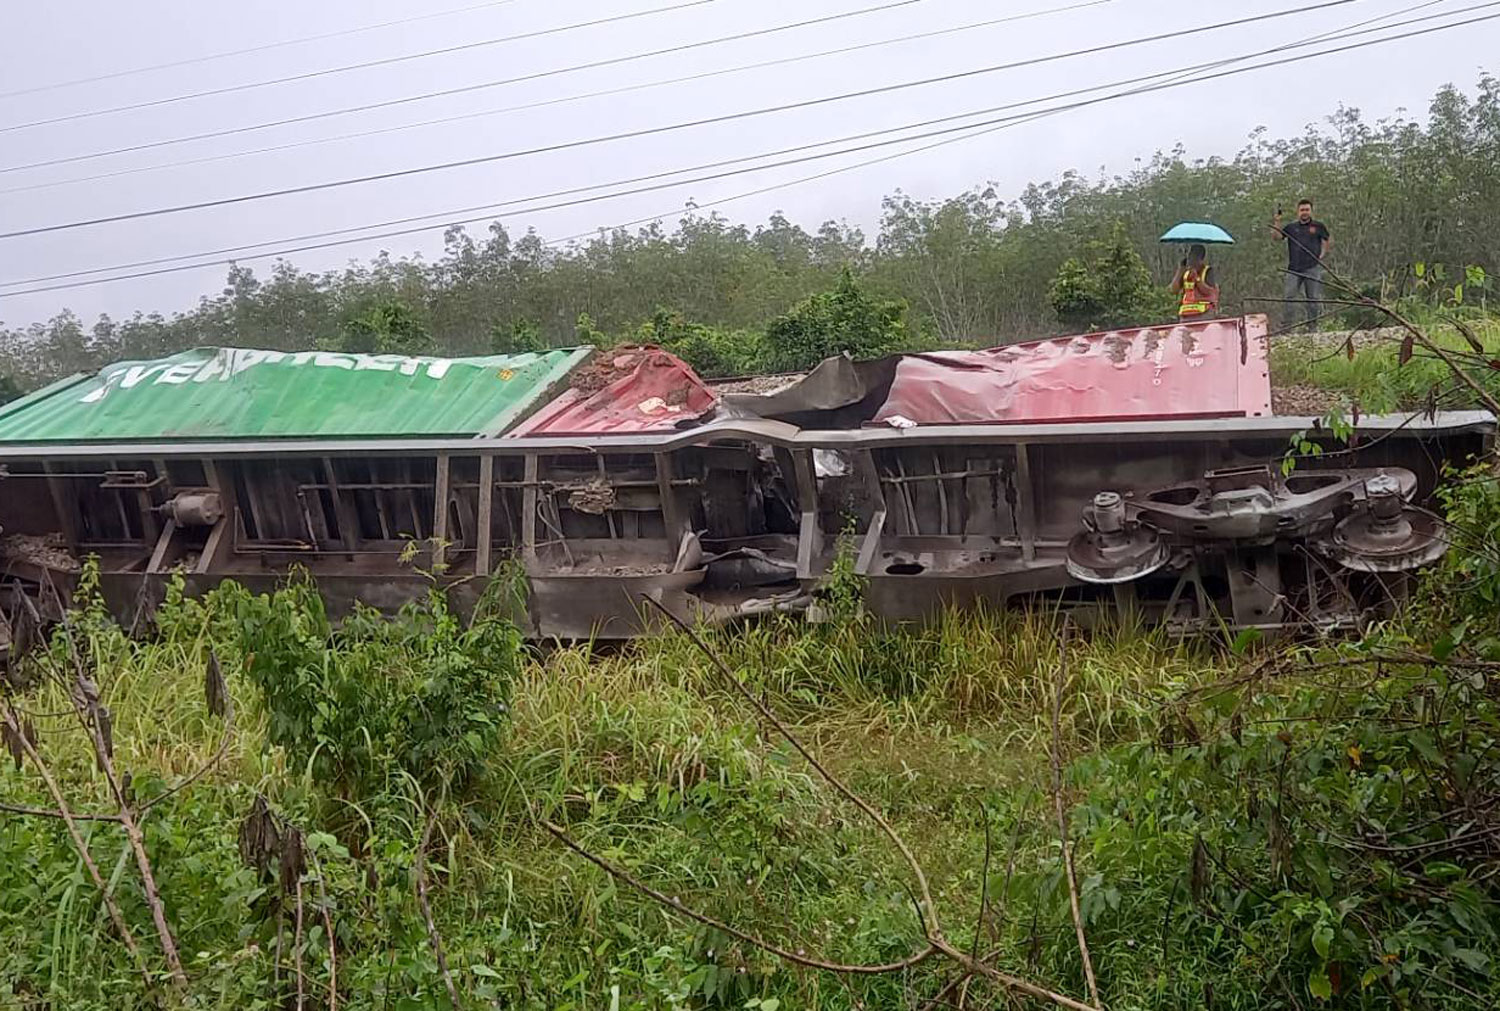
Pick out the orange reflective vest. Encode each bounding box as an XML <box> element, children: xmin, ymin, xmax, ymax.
<box><xmin>1179</xmin><ymin>264</ymin><xmax>1216</xmax><ymax>318</ymax></box>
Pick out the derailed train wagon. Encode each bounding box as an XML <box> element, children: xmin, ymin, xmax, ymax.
<box><xmin>0</xmin><ymin>317</ymin><xmax>1490</xmax><ymax>639</ymax></box>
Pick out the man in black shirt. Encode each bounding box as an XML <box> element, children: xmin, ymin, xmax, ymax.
<box><xmin>1271</xmin><ymin>198</ymin><xmax>1332</xmax><ymax>332</ymax></box>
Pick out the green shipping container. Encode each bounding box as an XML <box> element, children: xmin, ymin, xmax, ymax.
<box><xmin>0</xmin><ymin>346</ymin><xmax>593</xmax><ymax>443</ymax></box>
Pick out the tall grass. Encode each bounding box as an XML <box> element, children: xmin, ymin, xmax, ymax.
<box><xmin>1270</xmin><ymin>318</ymin><xmax>1500</xmax><ymax>412</ymax></box>
<box><xmin>6</xmin><ymin>583</ymin><xmax>1496</xmax><ymax>1008</ymax></box>
<box><xmin>4</xmin><ymin>598</ymin><xmax>1213</xmax><ymax>1008</ymax></box>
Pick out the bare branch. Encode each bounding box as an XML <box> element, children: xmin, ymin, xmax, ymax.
<box><xmin>294</xmin><ymin>876</ymin><xmax>306</xmax><ymax>1011</ymax></box>
<box><xmin>543</xmin><ymin>818</ymin><xmax>937</xmax><ymax>975</ymax></box>
<box><xmin>415</xmin><ymin>810</ymin><xmax>461</xmax><ymax>1010</ymax></box>
<box><xmin>0</xmin><ymin>697</ymin><xmax>152</xmax><ymax>989</ymax></box>
<box><xmin>641</xmin><ymin>594</ymin><xmax>941</xmax><ymax>938</ymax></box>
<box><xmin>0</xmin><ymin>799</ymin><xmax>119</xmax><ymax>821</ymax></box>
<box><xmin>1051</xmin><ymin>629</ymin><xmax>1100</xmax><ymax>1008</ymax></box>
<box><xmin>43</xmin><ymin>578</ymin><xmax>188</xmax><ymax>986</ymax></box>
<box><xmin>307</xmin><ymin>848</ymin><xmax>338</xmax><ymax>1011</ymax></box>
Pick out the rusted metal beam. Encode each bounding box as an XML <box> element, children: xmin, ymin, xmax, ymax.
<box><xmin>41</xmin><ymin>462</ymin><xmax>80</xmax><ymax>552</ymax></box>
<box><xmin>196</xmin><ymin>460</ymin><xmax>235</xmax><ymax>575</ymax></box>
<box><xmin>322</xmin><ymin>458</ymin><xmax>359</xmax><ymax>556</ymax></box>
<box><xmin>522</xmin><ymin>454</ymin><xmax>539</xmax><ymax>564</ymax></box>
<box><xmin>476</xmin><ymin>456</ymin><xmax>494</xmax><ymax>578</ymax></box>
<box><xmin>433</xmin><ymin>454</ymin><xmax>451</xmax><ymax>568</ymax></box>
<box><xmin>792</xmin><ymin>449</ymin><xmax>821</xmax><ymax>580</ymax></box>
<box><xmin>146</xmin><ymin>519</ymin><xmax>177</xmax><ymax>574</ymax></box>
<box><xmin>1014</xmin><ymin>444</ymin><xmax>1038</xmax><ymax>563</ymax></box>
<box><xmin>853</xmin><ymin>449</ymin><xmax>887</xmax><ymax>577</ymax></box>
<box><xmin>655</xmin><ymin>452</ymin><xmax>685</xmax><ymax>548</ymax></box>
<box><xmin>1</xmin><ymin>412</ymin><xmax>1489</xmax><ymax>461</ymax></box>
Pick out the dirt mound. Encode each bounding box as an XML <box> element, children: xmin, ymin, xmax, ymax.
<box><xmin>568</xmin><ymin>346</ymin><xmax>654</xmax><ymax>395</ymax></box>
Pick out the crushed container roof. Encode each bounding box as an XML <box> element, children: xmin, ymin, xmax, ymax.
<box><xmin>510</xmin><ymin>346</ymin><xmax>717</xmax><ymax>437</ymax></box>
<box><xmin>0</xmin><ymin>346</ymin><xmax>591</xmax><ymax>443</ymax></box>
<box><xmin>722</xmin><ymin>316</ymin><xmax>1271</xmax><ymax>427</ymax></box>
<box><xmin>874</xmin><ymin>317</ymin><xmax>1270</xmax><ymax>425</ymax></box>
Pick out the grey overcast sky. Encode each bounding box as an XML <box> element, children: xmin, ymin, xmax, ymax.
<box><xmin>0</xmin><ymin>0</ymin><xmax>1494</xmax><ymax>328</ymax></box>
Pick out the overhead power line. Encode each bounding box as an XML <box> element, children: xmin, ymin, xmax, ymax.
<box><xmin>1</xmin><ymin>0</ymin><xmax>1466</xmax><ymax>288</ymax></box>
<box><xmin>536</xmin><ymin>0</ymin><xmax>1476</xmax><ymax>246</ymax></box>
<box><xmin>0</xmin><ymin>0</ymin><xmax>1115</xmax><ymax>196</ymax></box>
<box><xmin>0</xmin><ymin>0</ymin><xmax>523</xmax><ymax>101</ymax></box>
<box><xmin>3</xmin><ymin>7</ymin><xmax>1489</xmax><ymax>298</ymax></box>
<box><xmin>0</xmin><ymin>0</ymin><xmax>965</xmax><ymax>176</ymax></box>
<box><xmin>0</xmin><ymin>0</ymin><xmax>722</xmax><ymax>134</ymax></box>
<box><xmin>0</xmin><ymin>0</ymin><xmax>1364</xmax><ymax>241</ymax></box>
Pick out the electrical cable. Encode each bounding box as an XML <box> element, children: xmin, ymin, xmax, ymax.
<box><xmin>0</xmin><ymin>0</ymin><xmax>1116</xmax><ymax>196</ymax></box>
<box><xmin>0</xmin><ymin>0</ymin><xmax>722</xmax><ymax>134</ymax></box>
<box><xmin>2</xmin><ymin>6</ymin><xmax>1489</xmax><ymax>298</ymax></box>
<box><xmin>0</xmin><ymin>0</ymin><xmax>523</xmax><ymax>101</ymax></box>
<box><xmin>2</xmin><ymin>0</ymin><xmax>1469</xmax><ymax>287</ymax></box>
<box><xmin>0</xmin><ymin>0</ymin><xmax>1368</xmax><ymax>241</ymax></box>
<box><xmin>0</xmin><ymin>0</ymin><xmax>1007</xmax><ymax>176</ymax></box>
<box><xmin>550</xmin><ymin>0</ymin><xmax>1464</xmax><ymax>246</ymax></box>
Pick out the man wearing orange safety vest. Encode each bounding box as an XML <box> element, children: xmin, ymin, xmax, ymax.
<box><xmin>1170</xmin><ymin>244</ymin><xmax>1219</xmax><ymax>319</ymax></box>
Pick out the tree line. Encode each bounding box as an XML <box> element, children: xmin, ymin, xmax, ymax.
<box><xmin>1</xmin><ymin>76</ymin><xmax>1496</xmax><ymax>387</ymax></box>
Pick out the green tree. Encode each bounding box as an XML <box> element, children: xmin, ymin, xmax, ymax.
<box><xmin>635</xmin><ymin>307</ymin><xmax>762</xmax><ymax>378</ymax></box>
<box><xmin>572</xmin><ymin>312</ymin><xmax>608</xmax><ymax>346</ymax></box>
<box><xmin>1048</xmin><ymin>223</ymin><xmax>1177</xmax><ymax>332</ymax></box>
<box><xmin>762</xmin><ymin>266</ymin><xmax>909</xmax><ymax>372</ymax></box>
<box><xmin>490</xmin><ymin>317</ymin><xmax>547</xmax><ymax>355</ymax></box>
<box><xmin>333</xmin><ymin>300</ymin><xmax>433</xmax><ymax>355</ymax></box>
<box><xmin>4</xmin><ymin>76</ymin><xmax>1499</xmax><ymax>379</ymax></box>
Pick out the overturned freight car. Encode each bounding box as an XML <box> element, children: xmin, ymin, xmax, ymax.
<box><xmin>0</xmin><ymin>317</ymin><xmax>1489</xmax><ymax>639</ymax></box>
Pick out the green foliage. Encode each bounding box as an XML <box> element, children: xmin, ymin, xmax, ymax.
<box><xmin>330</xmin><ymin>300</ymin><xmax>434</xmax><ymax>356</ymax></box>
<box><xmin>1067</xmin><ymin>643</ymin><xmax>1500</xmax><ymax>1006</ymax></box>
<box><xmin>1049</xmin><ymin>222</ymin><xmax>1177</xmax><ymax>331</ymax></box>
<box><xmin>227</xmin><ymin>574</ymin><xmax>518</xmax><ymax>798</ymax></box>
<box><xmin>489</xmin><ymin>316</ymin><xmax>548</xmax><ymax>355</ymax></box>
<box><xmin>1281</xmin><ymin>408</ymin><xmax>1353</xmax><ymax>476</ymax></box>
<box><xmin>1431</xmin><ymin>464</ymin><xmax>1500</xmax><ymax>623</ymax></box>
<box><xmin>635</xmin><ymin>307</ymin><xmax>762</xmax><ymax>378</ymax></box>
<box><xmin>762</xmin><ymin>266</ymin><xmax>909</xmax><ymax>372</ymax></box>
<box><xmin>573</xmin><ymin>311</ymin><xmax>609</xmax><ymax>346</ymax></box>
<box><xmin>1270</xmin><ymin>319</ymin><xmax>1500</xmax><ymax>413</ymax></box>
<box><xmin>8</xmin><ymin>565</ymin><xmax>1500</xmax><ymax>1007</ymax></box>
<box><xmin>1407</xmin><ymin>262</ymin><xmax>1492</xmax><ymax>319</ymax></box>
<box><xmin>7</xmin><ymin>78</ymin><xmax>1500</xmax><ymax>390</ymax></box>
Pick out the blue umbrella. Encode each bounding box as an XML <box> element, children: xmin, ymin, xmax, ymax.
<box><xmin>1160</xmin><ymin>221</ymin><xmax>1235</xmax><ymax>244</ymax></box>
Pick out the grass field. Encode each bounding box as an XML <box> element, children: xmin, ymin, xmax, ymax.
<box><xmin>4</xmin><ymin>312</ymin><xmax>1500</xmax><ymax>1009</ymax></box>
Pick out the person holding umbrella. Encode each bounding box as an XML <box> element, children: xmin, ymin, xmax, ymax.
<box><xmin>1170</xmin><ymin>243</ymin><xmax>1220</xmax><ymax>319</ymax></box>
<box><xmin>1160</xmin><ymin>222</ymin><xmax>1233</xmax><ymax>320</ymax></box>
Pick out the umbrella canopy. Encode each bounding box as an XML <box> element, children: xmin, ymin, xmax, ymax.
<box><xmin>1159</xmin><ymin>221</ymin><xmax>1235</xmax><ymax>244</ymax></box>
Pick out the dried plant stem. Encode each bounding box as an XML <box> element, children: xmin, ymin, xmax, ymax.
<box><xmin>295</xmin><ymin>876</ymin><xmax>307</xmax><ymax>1011</ymax></box>
<box><xmin>72</xmin><ymin>679</ymin><xmax>187</xmax><ymax>985</ymax></box>
<box><xmin>0</xmin><ymin>698</ymin><xmax>152</xmax><ymax>989</ymax></box>
<box><xmin>1051</xmin><ymin>630</ymin><xmax>1100</xmax><ymax>1008</ymax></box>
<box><xmin>415</xmin><ymin>810</ymin><xmax>461</xmax><ymax>1010</ymax></box>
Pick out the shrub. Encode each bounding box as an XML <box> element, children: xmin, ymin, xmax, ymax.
<box><xmin>331</xmin><ymin>300</ymin><xmax>434</xmax><ymax>356</ymax></box>
<box><xmin>490</xmin><ymin>316</ymin><xmax>548</xmax><ymax>354</ymax></box>
<box><xmin>762</xmin><ymin>266</ymin><xmax>909</xmax><ymax>372</ymax></box>
<box><xmin>1049</xmin><ymin>223</ymin><xmax>1177</xmax><ymax>332</ymax></box>
<box><xmin>228</xmin><ymin>575</ymin><xmax>519</xmax><ymax>798</ymax></box>
<box><xmin>636</xmin><ymin>307</ymin><xmax>763</xmax><ymax>378</ymax></box>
